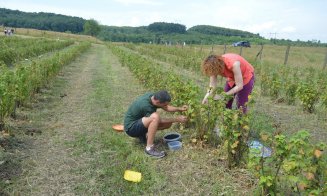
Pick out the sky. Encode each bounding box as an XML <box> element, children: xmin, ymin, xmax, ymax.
<box><xmin>1</xmin><ymin>0</ymin><xmax>327</xmax><ymax>43</ymax></box>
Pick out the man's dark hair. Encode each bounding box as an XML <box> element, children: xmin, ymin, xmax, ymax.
<box><xmin>153</xmin><ymin>90</ymin><xmax>171</xmax><ymax>103</ymax></box>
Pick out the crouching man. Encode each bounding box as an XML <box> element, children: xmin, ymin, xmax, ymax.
<box><xmin>124</xmin><ymin>90</ymin><xmax>188</xmax><ymax>158</ymax></box>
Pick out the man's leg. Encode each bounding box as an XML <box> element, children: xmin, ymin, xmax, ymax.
<box><xmin>142</xmin><ymin>114</ymin><xmax>175</xmax><ymax>145</ymax></box>
<box><xmin>142</xmin><ymin>112</ymin><xmax>163</xmax><ymax>147</ymax></box>
<box><xmin>142</xmin><ymin>112</ymin><xmax>166</xmax><ymax>158</ymax></box>
<box><xmin>125</xmin><ymin>119</ymin><xmax>148</xmax><ymax>143</ymax></box>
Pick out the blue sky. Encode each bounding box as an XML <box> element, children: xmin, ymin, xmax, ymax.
<box><xmin>1</xmin><ymin>0</ymin><xmax>327</xmax><ymax>42</ymax></box>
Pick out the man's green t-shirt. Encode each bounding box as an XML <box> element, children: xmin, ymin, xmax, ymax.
<box><xmin>124</xmin><ymin>92</ymin><xmax>158</xmax><ymax>131</ymax></box>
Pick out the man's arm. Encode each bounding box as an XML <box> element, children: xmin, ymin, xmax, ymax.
<box><xmin>160</xmin><ymin>115</ymin><xmax>188</xmax><ymax>123</ymax></box>
<box><xmin>162</xmin><ymin>105</ymin><xmax>188</xmax><ymax>112</ymax></box>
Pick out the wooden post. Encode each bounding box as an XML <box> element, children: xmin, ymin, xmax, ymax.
<box><xmin>284</xmin><ymin>45</ymin><xmax>291</xmax><ymax>65</ymax></box>
<box><xmin>223</xmin><ymin>44</ymin><xmax>227</xmax><ymax>54</ymax></box>
<box><xmin>211</xmin><ymin>44</ymin><xmax>214</xmax><ymax>53</ymax></box>
<box><xmin>323</xmin><ymin>52</ymin><xmax>327</xmax><ymax>70</ymax></box>
<box><xmin>239</xmin><ymin>46</ymin><xmax>243</xmax><ymax>56</ymax></box>
<box><xmin>255</xmin><ymin>44</ymin><xmax>264</xmax><ymax>61</ymax></box>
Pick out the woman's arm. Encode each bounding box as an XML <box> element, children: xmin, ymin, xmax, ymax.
<box><xmin>225</xmin><ymin>61</ymin><xmax>243</xmax><ymax>96</ymax></box>
<box><xmin>202</xmin><ymin>75</ymin><xmax>217</xmax><ymax>104</ymax></box>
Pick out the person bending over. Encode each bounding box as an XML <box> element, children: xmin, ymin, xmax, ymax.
<box><xmin>201</xmin><ymin>53</ymin><xmax>255</xmax><ymax>113</ymax></box>
<box><xmin>124</xmin><ymin>90</ymin><xmax>188</xmax><ymax>158</ymax></box>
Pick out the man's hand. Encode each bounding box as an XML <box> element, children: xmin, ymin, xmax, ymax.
<box><xmin>176</xmin><ymin>115</ymin><xmax>188</xmax><ymax>123</ymax></box>
<box><xmin>179</xmin><ymin>105</ymin><xmax>188</xmax><ymax>112</ymax></box>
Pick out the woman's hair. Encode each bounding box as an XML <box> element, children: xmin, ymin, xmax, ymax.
<box><xmin>201</xmin><ymin>54</ymin><xmax>225</xmax><ymax>76</ymax></box>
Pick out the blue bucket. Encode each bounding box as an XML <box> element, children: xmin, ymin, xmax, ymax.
<box><xmin>163</xmin><ymin>132</ymin><xmax>181</xmax><ymax>143</ymax></box>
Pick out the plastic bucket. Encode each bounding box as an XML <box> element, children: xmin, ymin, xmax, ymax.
<box><xmin>163</xmin><ymin>132</ymin><xmax>181</xmax><ymax>143</ymax></box>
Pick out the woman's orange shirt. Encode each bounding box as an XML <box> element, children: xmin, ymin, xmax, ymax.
<box><xmin>221</xmin><ymin>53</ymin><xmax>254</xmax><ymax>87</ymax></box>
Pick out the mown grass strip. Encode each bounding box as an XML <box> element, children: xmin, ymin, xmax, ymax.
<box><xmin>66</xmin><ymin>45</ymin><xmax>167</xmax><ymax>195</ymax></box>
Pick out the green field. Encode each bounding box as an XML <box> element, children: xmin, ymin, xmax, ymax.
<box><xmin>0</xmin><ymin>30</ymin><xmax>326</xmax><ymax>195</ymax></box>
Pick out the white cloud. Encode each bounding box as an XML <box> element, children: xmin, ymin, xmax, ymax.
<box><xmin>281</xmin><ymin>26</ymin><xmax>296</xmax><ymax>33</ymax></box>
<box><xmin>243</xmin><ymin>21</ymin><xmax>277</xmax><ymax>33</ymax></box>
<box><xmin>113</xmin><ymin>0</ymin><xmax>163</xmax><ymax>6</ymax></box>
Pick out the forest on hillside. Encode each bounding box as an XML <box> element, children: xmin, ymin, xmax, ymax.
<box><xmin>0</xmin><ymin>8</ymin><xmax>85</xmax><ymax>33</ymax></box>
<box><xmin>1</xmin><ymin>8</ymin><xmax>326</xmax><ymax>46</ymax></box>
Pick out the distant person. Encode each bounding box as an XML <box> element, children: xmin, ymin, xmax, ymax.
<box><xmin>124</xmin><ymin>90</ymin><xmax>188</xmax><ymax>158</ymax></box>
<box><xmin>201</xmin><ymin>53</ymin><xmax>255</xmax><ymax>113</ymax></box>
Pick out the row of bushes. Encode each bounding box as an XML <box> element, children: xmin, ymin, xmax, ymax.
<box><xmin>0</xmin><ymin>36</ymin><xmax>74</xmax><ymax>65</ymax></box>
<box><xmin>0</xmin><ymin>42</ymin><xmax>91</xmax><ymax>131</ymax></box>
<box><xmin>110</xmin><ymin>43</ymin><xmax>326</xmax><ymax>195</ymax></box>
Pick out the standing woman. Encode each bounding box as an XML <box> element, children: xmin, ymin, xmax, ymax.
<box><xmin>201</xmin><ymin>53</ymin><xmax>255</xmax><ymax>113</ymax></box>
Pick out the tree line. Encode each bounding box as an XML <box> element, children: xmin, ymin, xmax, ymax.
<box><xmin>1</xmin><ymin>8</ymin><xmax>326</xmax><ymax>47</ymax></box>
<box><xmin>0</xmin><ymin>8</ymin><xmax>85</xmax><ymax>33</ymax></box>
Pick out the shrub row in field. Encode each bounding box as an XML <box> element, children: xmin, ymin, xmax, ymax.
<box><xmin>0</xmin><ymin>36</ymin><xmax>74</xmax><ymax>65</ymax></box>
<box><xmin>108</xmin><ymin>43</ymin><xmax>200</xmax><ymax>107</ymax></box>
<box><xmin>123</xmin><ymin>43</ymin><xmax>327</xmax><ymax>113</ymax></box>
<box><xmin>109</xmin><ymin>43</ymin><xmax>251</xmax><ymax>169</ymax></box>
<box><xmin>110</xmin><ymin>43</ymin><xmax>326</xmax><ymax>195</ymax></box>
<box><xmin>256</xmin><ymin>63</ymin><xmax>327</xmax><ymax>113</ymax></box>
<box><xmin>0</xmin><ymin>42</ymin><xmax>91</xmax><ymax>130</ymax></box>
<box><xmin>123</xmin><ymin>43</ymin><xmax>208</xmax><ymax>72</ymax></box>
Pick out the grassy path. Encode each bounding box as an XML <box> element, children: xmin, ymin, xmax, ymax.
<box><xmin>4</xmin><ymin>43</ymin><xmax>255</xmax><ymax>195</ymax></box>
<box><xmin>3</xmin><ymin>44</ymin><xmax>121</xmax><ymax>194</ymax></box>
<box><xmin>5</xmin><ymin>44</ymin><xmax>105</xmax><ymax>194</ymax></box>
